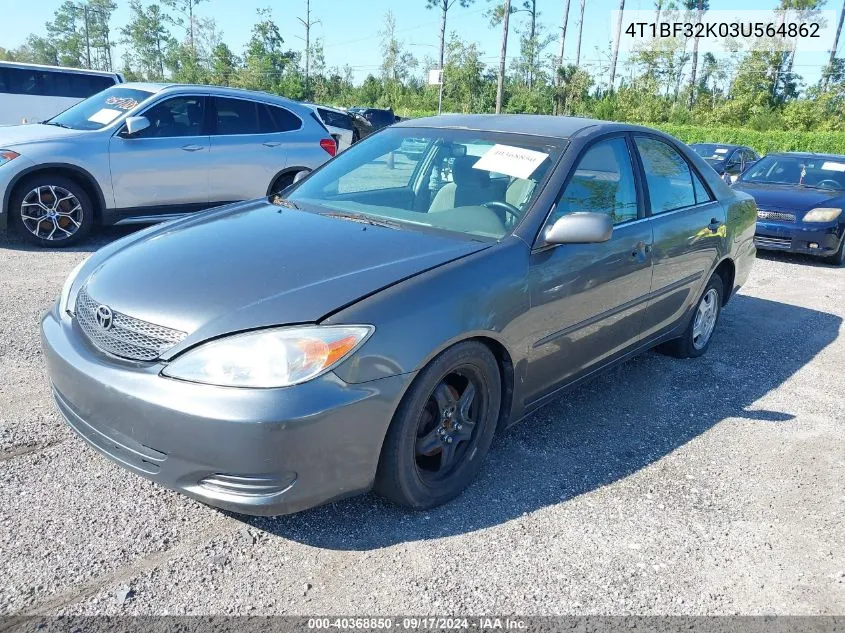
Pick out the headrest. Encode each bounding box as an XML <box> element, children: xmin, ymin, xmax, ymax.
<box><xmin>452</xmin><ymin>155</ymin><xmax>490</xmax><ymax>188</ymax></box>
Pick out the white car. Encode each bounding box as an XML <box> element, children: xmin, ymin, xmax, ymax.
<box><xmin>303</xmin><ymin>104</ymin><xmax>356</xmax><ymax>152</ymax></box>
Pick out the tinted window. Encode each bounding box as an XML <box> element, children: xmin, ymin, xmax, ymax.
<box><xmin>635</xmin><ymin>137</ymin><xmax>697</xmax><ymax>213</ymax></box>
<box><xmin>266</xmin><ymin>104</ymin><xmax>302</xmax><ymax>132</ymax></box>
<box><xmin>213</xmin><ymin>97</ymin><xmax>258</xmax><ymax>135</ymax></box>
<box><xmin>137</xmin><ymin>96</ymin><xmax>205</xmax><ymax>138</ymax></box>
<box><xmin>692</xmin><ymin>171</ymin><xmax>712</xmax><ymax>204</ymax></box>
<box><xmin>318</xmin><ymin>108</ymin><xmax>353</xmax><ymax>130</ymax></box>
<box><xmin>0</xmin><ymin>66</ymin><xmax>116</xmax><ymax>97</ymax></box>
<box><xmin>553</xmin><ymin>137</ymin><xmax>638</xmax><ymax>225</ymax></box>
<box><xmin>741</xmin><ymin>155</ymin><xmax>845</xmax><ymax>190</ymax></box>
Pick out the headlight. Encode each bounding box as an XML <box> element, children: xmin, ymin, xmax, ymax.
<box><xmin>161</xmin><ymin>325</ymin><xmax>373</xmax><ymax>388</ymax></box>
<box><xmin>0</xmin><ymin>150</ymin><xmax>20</xmax><ymax>167</ymax></box>
<box><xmin>803</xmin><ymin>207</ymin><xmax>842</xmax><ymax>223</ymax></box>
<box><xmin>58</xmin><ymin>257</ymin><xmax>88</xmax><ymax>314</ymax></box>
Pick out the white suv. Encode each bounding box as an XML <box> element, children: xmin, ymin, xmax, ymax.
<box><xmin>0</xmin><ymin>83</ymin><xmax>337</xmax><ymax>247</ymax></box>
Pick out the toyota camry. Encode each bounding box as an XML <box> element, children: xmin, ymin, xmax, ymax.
<box><xmin>41</xmin><ymin>115</ymin><xmax>757</xmax><ymax>516</ymax></box>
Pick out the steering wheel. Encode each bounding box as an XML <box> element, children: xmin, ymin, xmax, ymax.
<box><xmin>483</xmin><ymin>201</ymin><xmax>522</xmax><ymax>227</ymax></box>
<box><xmin>815</xmin><ymin>179</ymin><xmax>841</xmax><ymax>190</ymax></box>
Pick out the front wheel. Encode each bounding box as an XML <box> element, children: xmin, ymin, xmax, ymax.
<box><xmin>11</xmin><ymin>175</ymin><xmax>94</xmax><ymax>247</ymax></box>
<box><xmin>374</xmin><ymin>341</ymin><xmax>501</xmax><ymax>509</ymax></box>
<box><xmin>658</xmin><ymin>274</ymin><xmax>724</xmax><ymax>359</ymax></box>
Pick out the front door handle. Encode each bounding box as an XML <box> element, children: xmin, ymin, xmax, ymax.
<box><xmin>263</xmin><ymin>141</ymin><xmax>282</xmax><ymax>148</ymax></box>
<box><xmin>707</xmin><ymin>218</ymin><xmax>723</xmax><ymax>232</ymax></box>
<box><xmin>630</xmin><ymin>241</ymin><xmax>651</xmax><ymax>261</ymax></box>
<box><xmin>181</xmin><ymin>144</ymin><xmax>204</xmax><ymax>152</ymax></box>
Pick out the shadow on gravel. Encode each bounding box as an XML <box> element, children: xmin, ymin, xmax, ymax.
<box><xmin>242</xmin><ymin>293</ymin><xmax>841</xmax><ymax>550</ymax></box>
<box><xmin>756</xmin><ymin>250</ymin><xmax>843</xmax><ymax>269</ymax></box>
<box><xmin>0</xmin><ymin>226</ymin><xmax>139</xmax><ymax>253</ymax></box>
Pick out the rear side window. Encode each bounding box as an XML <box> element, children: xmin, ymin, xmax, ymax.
<box><xmin>318</xmin><ymin>108</ymin><xmax>353</xmax><ymax>130</ymax></box>
<box><xmin>692</xmin><ymin>171</ymin><xmax>712</xmax><ymax>204</ymax></box>
<box><xmin>213</xmin><ymin>97</ymin><xmax>259</xmax><ymax>135</ymax></box>
<box><xmin>635</xmin><ymin>137</ymin><xmax>697</xmax><ymax>214</ymax></box>
<box><xmin>265</xmin><ymin>104</ymin><xmax>302</xmax><ymax>132</ymax></box>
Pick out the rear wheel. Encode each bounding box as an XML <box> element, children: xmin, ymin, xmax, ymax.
<box><xmin>269</xmin><ymin>173</ymin><xmax>296</xmax><ymax>196</ymax></box>
<box><xmin>374</xmin><ymin>341</ymin><xmax>501</xmax><ymax>509</ymax></box>
<box><xmin>11</xmin><ymin>175</ymin><xmax>94</xmax><ymax>247</ymax></box>
<box><xmin>658</xmin><ymin>274</ymin><xmax>724</xmax><ymax>359</ymax></box>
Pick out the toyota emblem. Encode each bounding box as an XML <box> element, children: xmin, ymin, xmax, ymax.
<box><xmin>95</xmin><ymin>304</ymin><xmax>114</xmax><ymax>330</ymax></box>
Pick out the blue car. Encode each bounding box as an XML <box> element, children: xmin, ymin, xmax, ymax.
<box><xmin>733</xmin><ymin>152</ymin><xmax>845</xmax><ymax>265</ymax></box>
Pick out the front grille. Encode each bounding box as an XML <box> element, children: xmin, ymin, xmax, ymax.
<box><xmin>757</xmin><ymin>209</ymin><xmax>796</xmax><ymax>222</ymax></box>
<box><xmin>75</xmin><ymin>287</ymin><xmax>187</xmax><ymax>361</ymax></box>
<box><xmin>755</xmin><ymin>236</ymin><xmax>792</xmax><ymax>249</ymax></box>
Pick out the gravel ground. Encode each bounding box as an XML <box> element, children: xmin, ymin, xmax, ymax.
<box><xmin>1</xmin><ymin>229</ymin><xmax>843</xmax><ymax>616</ymax></box>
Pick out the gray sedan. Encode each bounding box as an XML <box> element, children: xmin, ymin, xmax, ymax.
<box><xmin>41</xmin><ymin>115</ymin><xmax>758</xmax><ymax>516</ymax></box>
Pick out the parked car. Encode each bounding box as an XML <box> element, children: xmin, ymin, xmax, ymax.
<box><xmin>0</xmin><ymin>61</ymin><xmax>123</xmax><ymax>126</ymax></box>
<box><xmin>42</xmin><ymin>115</ymin><xmax>757</xmax><ymax>516</ymax></box>
<box><xmin>0</xmin><ymin>83</ymin><xmax>336</xmax><ymax>247</ymax></box>
<box><xmin>732</xmin><ymin>152</ymin><xmax>845</xmax><ymax>264</ymax></box>
<box><xmin>302</xmin><ymin>103</ymin><xmax>358</xmax><ymax>151</ymax></box>
<box><xmin>690</xmin><ymin>143</ymin><xmax>759</xmax><ymax>182</ymax></box>
<box><xmin>348</xmin><ymin>106</ymin><xmax>398</xmax><ymax>136</ymax></box>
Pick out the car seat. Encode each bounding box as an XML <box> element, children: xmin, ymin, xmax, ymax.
<box><xmin>429</xmin><ymin>155</ymin><xmax>498</xmax><ymax>212</ymax></box>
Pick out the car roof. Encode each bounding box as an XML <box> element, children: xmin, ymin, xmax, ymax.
<box><xmin>765</xmin><ymin>151</ymin><xmax>845</xmax><ymax>160</ymax></box>
<box><xmin>0</xmin><ymin>60</ymin><xmax>120</xmax><ymax>77</ymax></box>
<box><xmin>120</xmin><ymin>82</ymin><xmax>305</xmax><ymax>109</ymax></box>
<box><xmin>393</xmin><ymin>114</ymin><xmax>652</xmax><ymax>140</ymax></box>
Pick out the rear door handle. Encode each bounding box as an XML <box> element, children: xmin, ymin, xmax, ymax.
<box><xmin>181</xmin><ymin>144</ymin><xmax>205</xmax><ymax>152</ymax></box>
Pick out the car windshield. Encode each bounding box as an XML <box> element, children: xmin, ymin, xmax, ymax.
<box><xmin>691</xmin><ymin>144</ymin><xmax>732</xmax><ymax>164</ymax></box>
<box><xmin>739</xmin><ymin>155</ymin><xmax>845</xmax><ymax>190</ymax></box>
<box><xmin>286</xmin><ymin>127</ymin><xmax>564</xmax><ymax>240</ymax></box>
<box><xmin>45</xmin><ymin>86</ymin><xmax>155</xmax><ymax>131</ymax></box>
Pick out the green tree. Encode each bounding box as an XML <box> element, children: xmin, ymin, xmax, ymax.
<box><xmin>120</xmin><ymin>1</ymin><xmax>174</xmax><ymax>80</ymax></box>
<box><xmin>425</xmin><ymin>0</ymin><xmax>476</xmax><ymax>112</ymax></box>
<box><xmin>161</xmin><ymin>0</ymin><xmax>207</xmax><ymax>51</ymax></box>
<box><xmin>46</xmin><ymin>1</ymin><xmax>87</xmax><ymax>68</ymax></box>
<box><xmin>237</xmin><ymin>8</ymin><xmax>298</xmax><ymax>94</ymax></box>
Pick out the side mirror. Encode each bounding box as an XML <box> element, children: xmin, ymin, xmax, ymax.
<box><xmin>123</xmin><ymin>116</ymin><xmax>150</xmax><ymax>136</ymax></box>
<box><xmin>293</xmin><ymin>169</ymin><xmax>310</xmax><ymax>184</ymax></box>
<box><xmin>544</xmin><ymin>212</ymin><xmax>613</xmax><ymax>245</ymax></box>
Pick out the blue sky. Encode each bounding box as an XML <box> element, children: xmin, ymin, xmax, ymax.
<box><xmin>0</xmin><ymin>0</ymin><xmax>838</xmax><ymax>87</ymax></box>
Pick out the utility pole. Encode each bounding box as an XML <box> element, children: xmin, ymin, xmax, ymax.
<box><xmin>83</xmin><ymin>4</ymin><xmax>92</xmax><ymax>69</ymax></box>
<box><xmin>554</xmin><ymin>0</ymin><xmax>572</xmax><ymax>114</ymax></box>
<box><xmin>496</xmin><ymin>0</ymin><xmax>511</xmax><ymax>113</ymax></box>
<box><xmin>297</xmin><ymin>0</ymin><xmax>320</xmax><ymax>99</ymax></box>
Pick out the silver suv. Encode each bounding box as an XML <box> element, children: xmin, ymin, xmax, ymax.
<box><xmin>0</xmin><ymin>83</ymin><xmax>337</xmax><ymax>247</ymax></box>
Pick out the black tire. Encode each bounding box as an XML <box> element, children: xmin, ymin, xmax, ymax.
<box><xmin>658</xmin><ymin>274</ymin><xmax>724</xmax><ymax>359</ymax></box>
<box><xmin>269</xmin><ymin>173</ymin><xmax>296</xmax><ymax>196</ymax></box>
<box><xmin>374</xmin><ymin>341</ymin><xmax>501</xmax><ymax>509</ymax></box>
<box><xmin>11</xmin><ymin>175</ymin><xmax>94</xmax><ymax>248</ymax></box>
<box><xmin>822</xmin><ymin>236</ymin><xmax>845</xmax><ymax>266</ymax></box>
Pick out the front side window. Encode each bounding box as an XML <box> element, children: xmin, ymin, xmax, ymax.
<box><xmin>635</xmin><ymin>137</ymin><xmax>697</xmax><ymax>214</ymax></box>
<box><xmin>551</xmin><ymin>137</ymin><xmax>638</xmax><ymax>226</ymax></box>
<box><xmin>46</xmin><ymin>86</ymin><xmax>154</xmax><ymax>130</ymax></box>
<box><xmin>287</xmin><ymin>127</ymin><xmax>563</xmax><ymax>240</ymax></box>
<box><xmin>136</xmin><ymin>96</ymin><xmax>205</xmax><ymax>138</ymax></box>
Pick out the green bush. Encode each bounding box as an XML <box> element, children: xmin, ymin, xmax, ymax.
<box><xmin>650</xmin><ymin>124</ymin><xmax>845</xmax><ymax>156</ymax></box>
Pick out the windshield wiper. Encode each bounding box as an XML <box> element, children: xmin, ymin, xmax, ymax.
<box><xmin>322</xmin><ymin>211</ymin><xmax>403</xmax><ymax>230</ymax></box>
<box><xmin>42</xmin><ymin>121</ymin><xmax>72</xmax><ymax>128</ymax></box>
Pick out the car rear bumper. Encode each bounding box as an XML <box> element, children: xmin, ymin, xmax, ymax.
<box><xmin>41</xmin><ymin>305</ymin><xmax>413</xmax><ymax>516</ymax></box>
<box><xmin>754</xmin><ymin>219</ymin><xmax>844</xmax><ymax>257</ymax></box>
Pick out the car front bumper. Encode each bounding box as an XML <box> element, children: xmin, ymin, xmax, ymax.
<box><xmin>754</xmin><ymin>219</ymin><xmax>844</xmax><ymax>257</ymax></box>
<box><xmin>41</xmin><ymin>305</ymin><xmax>414</xmax><ymax>516</ymax></box>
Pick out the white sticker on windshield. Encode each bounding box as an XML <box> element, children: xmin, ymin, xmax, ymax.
<box><xmin>87</xmin><ymin>108</ymin><xmax>122</xmax><ymax>124</ymax></box>
<box><xmin>714</xmin><ymin>148</ymin><xmax>729</xmax><ymax>154</ymax></box>
<box><xmin>472</xmin><ymin>144</ymin><xmax>549</xmax><ymax>180</ymax></box>
<box><xmin>821</xmin><ymin>161</ymin><xmax>845</xmax><ymax>172</ymax></box>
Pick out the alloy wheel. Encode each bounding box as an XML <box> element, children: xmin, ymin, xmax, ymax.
<box><xmin>414</xmin><ymin>367</ymin><xmax>484</xmax><ymax>483</ymax></box>
<box><xmin>20</xmin><ymin>185</ymin><xmax>83</xmax><ymax>242</ymax></box>
<box><xmin>692</xmin><ymin>288</ymin><xmax>719</xmax><ymax>350</ymax></box>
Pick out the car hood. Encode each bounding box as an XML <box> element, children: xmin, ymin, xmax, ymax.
<box><xmin>0</xmin><ymin>123</ymin><xmax>87</xmax><ymax>147</ymax></box>
<box><xmin>80</xmin><ymin>199</ymin><xmax>490</xmax><ymax>357</ymax></box>
<box><xmin>733</xmin><ymin>182</ymin><xmax>845</xmax><ymax>214</ymax></box>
